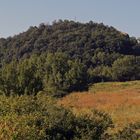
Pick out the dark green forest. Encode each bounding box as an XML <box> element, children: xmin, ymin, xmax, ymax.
<box><xmin>0</xmin><ymin>20</ymin><xmax>140</xmax><ymax>139</ymax></box>
<box><xmin>0</xmin><ymin>20</ymin><xmax>140</xmax><ymax>97</ymax></box>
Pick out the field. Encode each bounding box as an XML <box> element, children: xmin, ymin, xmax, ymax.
<box><xmin>59</xmin><ymin>81</ymin><xmax>140</xmax><ymax>130</ymax></box>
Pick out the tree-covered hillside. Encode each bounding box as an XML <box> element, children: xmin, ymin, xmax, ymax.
<box><xmin>0</xmin><ymin>20</ymin><xmax>140</xmax><ymax>63</ymax></box>
<box><xmin>0</xmin><ymin>20</ymin><xmax>140</xmax><ymax>96</ymax></box>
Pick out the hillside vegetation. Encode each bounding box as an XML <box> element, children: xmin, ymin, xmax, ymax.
<box><xmin>0</xmin><ymin>20</ymin><xmax>140</xmax><ymax>97</ymax></box>
<box><xmin>59</xmin><ymin>81</ymin><xmax>140</xmax><ymax>130</ymax></box>
<box><xmin>0</xmin><ymin>20</ymin><xmax>140</xmax><ymax>139</ymax></box>
<box><xmin>0</xmin><ymin>82</ymin><xmax>140</xmax><ymax>139</ymax></box>
<box><xmin>0</xmin><ymin>94</ymin><xmax>114</xmax><ymax>140</ymax></box>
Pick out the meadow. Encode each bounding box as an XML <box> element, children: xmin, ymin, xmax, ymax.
<box><xmin>59</xmin><ymin>81</ymin><xmax>140</xmax><ymax>130</ymax></box>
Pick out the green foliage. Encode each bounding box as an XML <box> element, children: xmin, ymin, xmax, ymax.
<box><xmin>0</xmin><ymin>52</ymin><xmax>88</xmax><ymax>97</ymax></box>
<box><xmin>108</xmin><ymin>123</ymin><xmax>140</xmax><ymax>140</ymax></box>
<box><xmin>1</xmin><ymin>52</ymin><xmax>140</xmax><ymax>96</ymax></box>
<box><xmin>0</xmin><ymin>20</ymin><xmax>139</xmax><ymax>64</ymax></box>
<box><xmin>41</xmin><ymin>52</ymin><xmax>88</xmax><ymax>97</ymax></box>
<box><xmin>73</xmin><ymin>110</ymin><xmax>113</xmax><ymax>140</ymax></box>
<box><xmin>0</xmin><ymin>94</ymin><xmax>139</xmax><ymax>139</ymax></box>
<box><xmin>88</xmin><ymin>65</ymin><xmax>112</xmax><ymax>83</ymax></box>
<box><xmin>0</xmin><ymin>58</ymin><xmax>43</xmax><ymax>96</ymax></box>
<box><xmin>0</xmin><ymin>20</ymin><xmax>140</xmax><ymax>96</ymax></box>
<box><xmin>0</xmin><ymin>94</ymin><xmax>114</xmax><ymax>140</ymax></box>
<box><xmin>43</xmin><ymin>53</ymin><xmax>70</xmax><ymax>97</ymax></box>
<box><xmin>112</xmin><ymin>56</ymin><xmax>140</xmax><ymax>81</ymax></box>
<box><xmin>0</xmin><ymin>20</ymin><xmax>140</xmax><ymax>139</ymax></box>
<box><xmin>66</xmin><ymin>59</ymin><xmax>88</xmax><ymax>92</ymax></box>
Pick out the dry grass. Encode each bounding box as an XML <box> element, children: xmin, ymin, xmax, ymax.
<box><xmin>59</xmin><ymin>81</ymin><xmax>140</xmax><ymax>129</ymax></box>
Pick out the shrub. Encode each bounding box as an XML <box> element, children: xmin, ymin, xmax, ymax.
<box><xmin>0</xmin><ymin>94</ymin><xmax>113</xmax><ymax>140</ymax></box>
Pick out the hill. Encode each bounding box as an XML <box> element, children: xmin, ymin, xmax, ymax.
<box><xmin>0</xmin><ymin>20</ymin><xmax>140</xmax><ymax>63</ymax></box>
<box><xmin>0</xmin><ymin>20</ymin><xmax>140</xmax><ymax>139</ymax></box>
<box><xmin>0</xmin><ymin>20</ymin><xmax>140</xmax><ymax>97</ymax></box>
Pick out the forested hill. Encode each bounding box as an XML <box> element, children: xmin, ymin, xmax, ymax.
<box><xmin>0</xmin><ymin>20</ymin><xmax>140</xmax><ymax>62</ymax></box>
<box><xmin>0</xmin><ymin>20</ymin><xmax>140</xmax><ymax>97</ymax></box>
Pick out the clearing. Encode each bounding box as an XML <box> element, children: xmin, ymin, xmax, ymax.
<box><xmin>59</xmin><ymin>81</ymin><xmax>140</xmax><ymax>130</ymax></box>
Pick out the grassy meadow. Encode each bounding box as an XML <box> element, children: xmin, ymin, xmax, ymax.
<box><xmin>59</xmin><ymin>81</ymin><xmax>140</xmax><ymax>130</ymax></box>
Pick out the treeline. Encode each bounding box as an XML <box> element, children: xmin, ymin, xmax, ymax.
<box><xmin>0</xmin><ymin>53</ymin><xmax>87</xmax><ymax>96</ymax></box>
<box><xmin>0</xmin><ymin>53</ymin><xmax>140</xmax><ymax>97</ymax></box>
<box><xmin>0</xmin><ymin>94</ymin><xmax>139</xmax><ymax>140</ymax></box>
<box><xmin>0</xmin><ymin>20</ymin><xmax>140</xmax><ymax>96</ymax></box>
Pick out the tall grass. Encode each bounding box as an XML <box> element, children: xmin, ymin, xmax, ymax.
<box><xmin>59</xmin><ymin>81</ymin><xmax>140</xmax><ymax>130</ymax></box>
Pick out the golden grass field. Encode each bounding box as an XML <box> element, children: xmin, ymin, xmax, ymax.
<box><xmin>59</xmin><ymin>81</ymin><xmax>140</xmax><ymax>130</ymax></box>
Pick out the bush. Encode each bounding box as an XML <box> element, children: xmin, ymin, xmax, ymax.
<box><xmin>112</xmin><ymin>56</ymin><xmax>140</xmax><ymax>81</ymax></box>
<box><xmin>0</xmin><ymin>94</ymin><xmax>113</xmax><ymax>140</ymax></box>
<box><xmin>113</xmin><ymin>123</ymin><xmax>140</xmax><ymax>140</ymax></box>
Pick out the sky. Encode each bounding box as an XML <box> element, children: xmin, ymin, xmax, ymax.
<box><xmin>0</xmin><ymin>0</ymin><xmax>140</xmax><ymax>38</ymax></box>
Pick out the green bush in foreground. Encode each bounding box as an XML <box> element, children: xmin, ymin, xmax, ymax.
<box><xmin>0</xmin><ymin>94</ymin><xmax>113</xmax><ymax>140</ymax></box>
<box><xmin>114</xmin><ymin>123</ymin><xmax>140</xmax><ymax>140</ymax></box>
<box><xmin>0</xmin><ymin>94</ymin><xmax>139</xmax><ymax>140</ymax></box>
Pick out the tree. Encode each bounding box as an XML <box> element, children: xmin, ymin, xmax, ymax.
<box><xmin>0</xmin><ymin>61</ymin><xmax>19</xmax><ymax>95</ymax></box>
<box><xmin>66</xmin><ymin>59</ymin><xmax>88</xmax><ymax>92</ymax></box>
<box><xmin>46</xmin><ymin>109</ymin><xmax>113</xmax><ymax>140</ymax></box>
<box><xmin>17</xmin><ymin>58</ymin><xmax>43</xmax><ymax>95</ymax></box>
<box><xmin>88</xmin><ymin>65</ymin><xmax>112</xmax><ymax>83</ymax></box>
<box><xmin>43</xmin><ymin>53</ymin><xmax>70</xmax><ymax>97</ymax></box>
<box><xmin>112</xmin><ymin>56</ymin><xmax>140</xmax><ymax>81</ymax></box>
<box><xmin>43</xmin><ymin>53</ymin><xmax>88</xmax><ymax>97</ymax></box>
<box><xmin>0</xmin><ymin>58</ymin><xmax>43</xmax><ymax>96</ymax></box>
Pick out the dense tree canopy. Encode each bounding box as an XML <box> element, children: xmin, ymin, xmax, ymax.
<box><xmin>0</xmin><ymin>20</ymin><xmax>140</xmax><ymax>96</ymax></box>
<box><xmin>0</xmin><ymin>20</ymin><xmax>139</xmax><ymax>63</ymax></box>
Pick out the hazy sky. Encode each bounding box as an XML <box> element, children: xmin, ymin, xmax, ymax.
<box><xmin>0</xmin><ymin>0</ymin><xmax>140</xmax><ymax>38</ymax></box>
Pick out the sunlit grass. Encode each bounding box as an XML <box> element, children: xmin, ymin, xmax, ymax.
<box><xmin>59</xmin><ymin>81</ymin><xmax>140</xmax><ymax>130</ymax></box>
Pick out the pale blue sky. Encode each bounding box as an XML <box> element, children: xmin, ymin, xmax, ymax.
<box><xmin>0</xmin><ymin>0</ymin><xmax>140</xmax><ymax>38</ymax></box>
